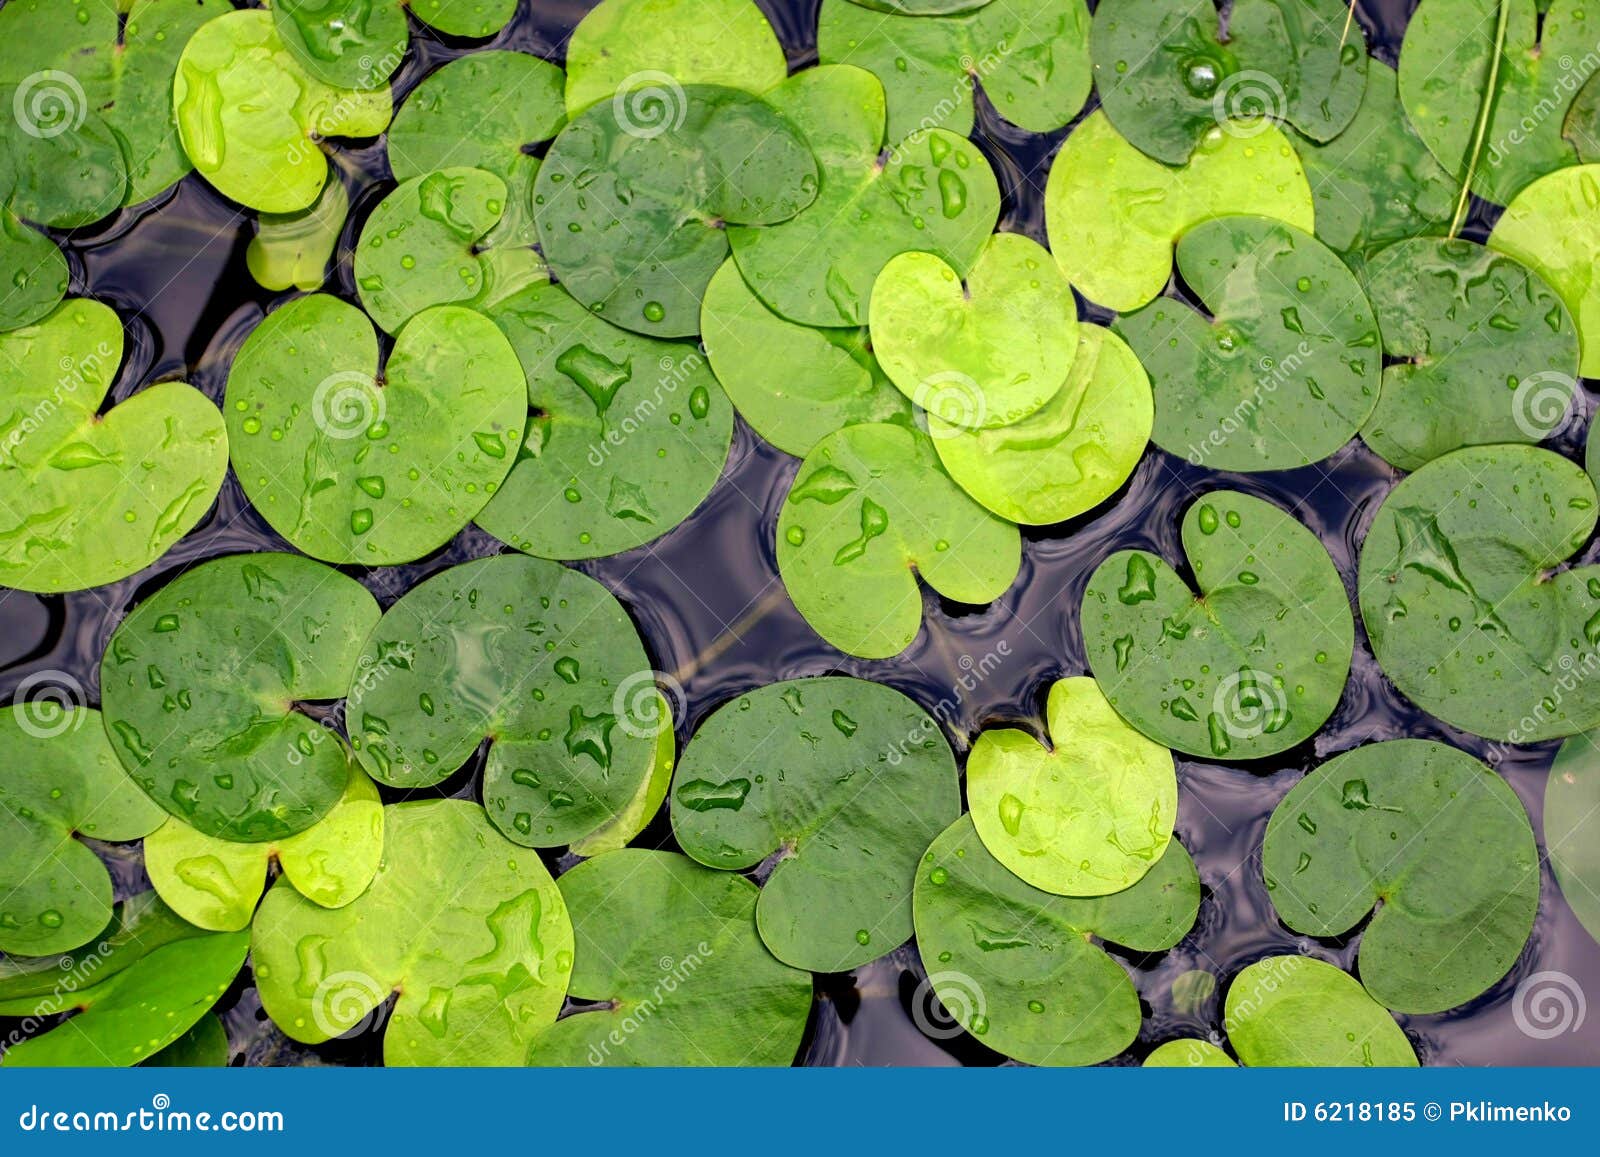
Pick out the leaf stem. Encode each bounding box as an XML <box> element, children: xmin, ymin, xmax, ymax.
<box><xmin>1448</xmin><ymin>0</ymin><xmax>1510</xmax><ymax>238</ymax></box>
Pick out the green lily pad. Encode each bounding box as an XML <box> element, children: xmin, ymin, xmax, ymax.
<box><xmin>0</xmin><ymin>209</ymin><xmax>68</xmax><ymax>333</ymax></box>
<box><xmin>1045</xmin><ymin>111</ymin><xmax>1314</xmax><ymax>312</ymax></box>
<box><xmin>247</xmin><ymin>173</ymin><xmax>349</xmax><ymax>293</ymax></box>
<box><xmin>1115</xmin><ymin>214</ymin><xmax>1380</xmax><ymax>471</ymax></box>
<box><xmin>0</xmin><ymin>80</ymin><xmax>125</xmax><ymax>230</ymax></box>
<box><xmin>1225</xmin><ymin>956</ymin><xmax>1417</xmax><ymax>1066</ymax></box>
<box><xmin>930</xmin><ymin>325</ymin><xmax>1152</xmax><ymax>526</ymax></box>
<box><xmin>1144</xmin><ymin>1039</ymin><xmax>1236</xmax><ymax>1066</ymax></box>
<box><xmin>534</xmin><ymin>84</ymin><xmax>818</xmax><ymax>338</ymax></box>
<box><xmin>872</xmin><ymin>233</ymin><xmax>1079</xmax><ymax>430</ymax></box>
<box><xmin>1400</xmin><ymin>0</ymin><xmax>1595</xmax><ymax>204</ymax></box>
<box><xmin>701</xmin><ymin>259</ymin><xmax>915</xmax><ymax>457</ymax></box>
<box><xmin>726</xmin><ymin>65</ymin><xmax>999</xmax><ymax>328</ymax></box>
<box><xmin>1548</xmin><ymin>731</ymin><xmax>1600</xmax><ymax>948</ymax></box>
<box><xmin>144</xmin><ymin>1014</ymin><xmax>229</xmax><ymax>1067</ymax></box>
<box><xmin>145</xmin><ymin>763</ymin><xmax>384</xmax><ymax>933</ymax></box>
<box><xmin>913</xmin><ymin>815</ymin><xmax>1199</xmax><ymax>1066</ymax></box>
<box><xmin>346</xmin><ymin>554</ymin><xmax>658</xmax><ymax>849</ymax></box>
<box><xmin>528</xmin><ymin>849</ymin><xmax>811</xmax><ymax>1066</ymax></box>
<box><xmin>225</xmin><ymin>294</ymin><xmax>526</xmax><ymax>565</ymax></box>
<box><xmin>1359</xmin><ymin>238</ymin><xmax>1579</xmax><ymax>471</ymax></box>
<box><xmin>776</xmin><ymin>423</ymin><xmax>1021</xmax><ymax>659</ymax></box>
<box><xmin>272</xmin><ymin>0</ymin><xmax>409</xmax><ymax>90</ymax></box>
<box><xmin>253</xmin><ymin>799</ymin><xmax>573</xmax><ymax>1065</ymax></box>
<box><xmin>173</xmin><ymin>9</ymin><xmax>392</xmax><ymax>214</ymax></box>
<box><xmin>1566</xmin><ymin>71</ymin><xmax>1600</xmax><ymax>161</ymax></box>
<box><xmin>817</xmin><ymin>0</ymin><xmax>1092</xmax><ymax>140</ymax></box>
<box><xmin>1091</xmin><ymin>0</ymin><xmax>1367</xmax><ymax>166</ymax></box>
<box><xmin>569</xmin><ymin>692</ymin><xmax>677</xmax><ymax>858</ymax></box>
<box><xmin>0</xmin><ymin>710</ymin><xmax>166</xmax><ymax>957</ymax></box>
<box><xmin>0</xmin><ymin>298</ymin><xmax>227</xmax><ymax>593</ymax></box>
<box><xmin>410</xmin><ymin>0</ymin><xmax>518</xmax><ymax>38</ymax></box>
<box><xmin>967</xmin><ymin>676</ymin><xmax>1175</xmax><ymax>897</ymax></box>
<box><xmin>0</xmin><ymin>892</ymin><xmax>200</xmax><ymax>998</ymax></box>
<box><xmin>473</xmin><ymin>280</ymin><xmax>734</xmax><ymax>561</ymax></box>
<box><xmin>1357</xmin><ymin>444</ymin><xmax>1600</xmax><ymax>742</ymax></box>
<box><xmin>671</xmin><ymin>677</ymin><xmax>960</xmax><ymax>972</ymax></box>
<box><xmin>1083</xmin><ymin>490</ymin><xmax>1354</xmax><ymax>760</ymax></box>
<box><xmin>1489</xmin><ymin>165</ymin><xmax>1600</xmax><ymax>377</ymax></box>
<box><xmin>1264</xmin><ymin>740</ymin><xmax>1538</xmax><ymax>1013</ymax></box>
<box><xmin>101</xmin><ymin>552</ymin><xmax>381</xmax><ymax>843</ymax></box>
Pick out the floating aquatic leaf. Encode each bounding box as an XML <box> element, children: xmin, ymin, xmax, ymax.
<box><xmin>144</xmin><ymin>1014</ymin><xmax>229</xmax><ymax>1068</ymax></box>
<box><xmin>409</xmin><ymin>0</ymin><xmax>518</xmax><ymax>38</ymax></box>
<box><xmin>1144</xmin><ymin>1039</ymin><xmax>1235</xmax><ymax>1067</ymax></box>
<box><xmin>0</xmin><ymin>209</ymin><xmax>68</xmax><ymax>332</ymax></box>
<box><xmin>569</xmin><ymin>692</ymin><xmax>677</xmax><ymax>858</ymax></box>
<box><xmin>847</xmin><ymin>0</ymin><xmax>997</xmax><ymax>12</ymax></box>
<box><xmin>1083</xmin><ymin>490</ymin><xmax>1353</xmax><ymax>760</ymax></box>
<box><xmin>1225</xmin><ymin>955</ymin><xmax>1417</xmax><ymax>1066</ymax></box>
<box><xmin>0</xmin><ymin>79</ymin><xmax>124</xmax><ymax>230</ymax></box>
<box><xmin>272</xmin><ymin>0</ymin><xmax>408</xmax><ymax>90</ymax></box>
<box><xmin>1566</xmin><ymin>70</ymin><xmax>1600</xmax><ymax>161</ymax></box>
<box><xmin>253</xmin><ymin>799</ymin><xmax>573</xmax><ymax>1065</ymax></box>
<box><xmin>246</xmin><ymin>174</ymin><xmax>349</xmax><ymax>293</ymax></box>
<box><xmin>776</xmin><ymin>423</ymin><xmax>1021</xmax><ymax>659</ymax></box>
<box><xmin>1548</xmin><ymin>731</ymin><xmax>1600</xmax><ymax>949</ymax></box>
<box><xmin>528</xmin><ymin>850</ymin><xmax>811</xmax><ymax>1066</ymax></box>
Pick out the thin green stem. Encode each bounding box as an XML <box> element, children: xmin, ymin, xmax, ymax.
<box><xmin>1448</xmin><ymin>0</ymin><xmax>1510</xmax><ymax>238</ymax></box>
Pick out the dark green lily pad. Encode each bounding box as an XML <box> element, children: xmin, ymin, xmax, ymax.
<box><xmin>1359</xmin><ymin>238</ymin><xmax>1579</xmax><ymax>470</ymax></box>
<box><xmin>1548</xmin><ymin>731</ymin><xmax>1600</xmax><ymax>948</ymax></box>
<box><xmin>0</xmin><ymin>710</ymin><xmax>166</xmax><ymax>957</ymax></box>
<box><xmin>0</xmin><ymin>209</ymin><xmax>68</xmax><ymax>332</ymax></box>
<box><xmin>253</xmin><ymin>799</ymin><xmax>573</xmax><ymax>1065</ymax></box>
<box><xmin>967</xmin><ymin>677</ymin><xmax>1176</xmax><ymax>897</ymax></box>
<box><xmin>1567</xmin><ymin>71</ymin><xmax>1600</xmax><ymax>161</ymax></box>
<box><xmin>272</xmin><ymin>0</ymin><xmax>409</xmax><ymax>90</ymax></box>
<box><xmin>0</xmin><ymin>298</ymin><xmax>227</xmax><ymax>593</ymax></box>
<box><xmin>1045</xmin><ymin>111</ymin><xmax>1314</xmax><ymax>312</ymax></box>
<box><xmin>1083</xmin><ymin>490</ymin><xmax>1354</xmax><ymax>760</ymax></box>
<box><xmin>1264</xmin><ymin>740</ymin><xmax>1538</xmax><ymax>1013</ymax></box>
<box><xmin>0</xmin><ymin>80</ymin><xmax>125</xmax><ymax>230</ymax></box>
<box><xmin>473</xmin><ymin>280</ymin><xmax>734</xmax><ymax>561</ymax></box>
<box><xmin>346</xmin><ymin>554</ymin><xmax>659</xmax><ymax>849</ymax></box>
<box><xmin>817</xmin><ymin>0</ymin><xmax>1092</xmax><ymax>140</ymax></box>
<box><xmin>913</xmin><ymin>815</ymin><xmax>1199</xmax><ymax>1066</ymax></box>
<box><xmin>144</xmin><ymin>1014</ymin><xmax>229</xmax><ymax>1067</ymax></box>
<box><xmin>701</xmin><ymin>259</ymin><xmax>915</xmax><ymax>457</ymax></box>
<box><xmin>535</xmin><ymin>84</ymin><xmax>818</xmax><ymax>338</ymax></box>
<box><xmin>528</xmin><ymin>849</ymin><xmax>812</xmax><ymax>1066</ymax></box>
<box><xmin>1115</xmin><ymin>214</ymin><xmax>1380</xmax><ymax>471</ymax></box>
<box><xmin>776</xmin><ymin>423</ymin><xmax>1021</xmax><ymax>659</ymax></box>
<box><xmin>101</xmin><ymin>552</ymin><xmax>381</xmax><ymax>842</ymax></box>
<box><xmin>848</xmin><ymin>0</ymin><xmax>996</xmax><ymax>12</ymax></box>
<box><xmin>569</xmin><ymin>691</ymin><xmax>677</xmax><ymax>858</ymax></box>
<box><xmin>247</xmin><ymin>174</ymin><xmax>349</xmax><ymax>293</ymax></box>
<box><xmin>1489</xmin><ymin>165</ymin><xmax>1600</xmax><ymax>377</ymax></box>
<box><xmin>410</xmin><ymin>0</ymin><xmax>517</xmax><ymax>38</ymax></box>
<box><xmin>1144</xmin><ymin>1039</ymin><xmax>1235</xmax><ymax>1066</ymax></box>
<box><xmin>226</xmin><ymin>294</ymin><xmax>525</xmax><ymax>565</ymax></box>
<box><xmin>671</xmin><ymin>677</ymin><xmax>960</xmax><ymax>972</ymax></box>
<box><xmin>726</xmin><ymin>65</ymin><xmax>999</xmax><ymax>328</ymax></box>
<box><xmin>1358</xmin><ymin>444</ymin><xmax>1600</xmax><ymax>741</ymax></box>
<box><xmin>1226</xmin><ymin>955</ymin><xmax>1417</xmax><ymax>1066</ymax></box>
<box><xmin>1091</xmin><ymin>0</ymin><xmax>1367</xmax><ymax>166</ymax></box>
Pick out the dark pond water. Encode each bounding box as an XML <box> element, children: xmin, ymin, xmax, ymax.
<box><xmin>3</xmin><ymin>0</ymin><xmax>1597</xmax><ymax>1067</ymax></box>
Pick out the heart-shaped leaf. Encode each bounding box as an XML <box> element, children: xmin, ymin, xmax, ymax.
<box><xmin>253</xmin><ymin>799</ymin><xmax>573</xmax><ymax>1066</ymax></box>
<box><xmin>1225</xmin><ymin>955</ymin><xmax>1417</xmax><ymax>1066</ymax></box>
<box><xmin>527</xmin><ymin>849</ymin><xmax>812</xmax><ymax>1066</ymax></box>
<box><xmin>247</xmin><ymin>174</ymin><xmax>349</xmax><ymax>293</ymax></box>
<box><xmin>0</xmin><ymin>709</ymin><xmax>166</xmax><ymax>957</ymax></box>
<box><xmin>671</xmin><ymin>677</ymin><xmax>960</xmax><ymax>972</ymax></box>
<box><xmin>913</xmin><ymin>815</ymin><xmax>1199</xmax><ymax>1066</ymax></box>
<box><xmin>1083</xmin><ymin>490</ymin><xmax>1354</xmax><ymax>759</ymax></box>
<box><xmin>226</xmin><ymin>294</ymin><xmax>526</xmax><ymax>566</ymax></box>
<box><xmin>1145</xmin><ymin>1039</ymin><xmax>1235</xmax><ymax>1066</ymax></box>
<box><xmin>101</xmin><ymin>552</ymin><xmax>382</xmax><ymax>842</ymax></box>
<box><xmin>1264</xmin><ymin>740</ymin><xmax>1538</xmax><ymax>1013</ymax></box>
<box><xmin>1045</xmin><ymin>111</ymin><xmax>1314</xmax><ymax>312</ymax></box>
<box><xmin>474</xmin><ymin>281</ymin><xmax>734</xmax><ymax>561</ymax></box>
<box><xmin>1116</xmin><ymin>214</ymin><xmax>1381</xmax><ymax>472</ymax></box>
<box><xmin>272</xmin><ymin>0</ymin><xmax>408</xmax><ymax>90</ymax></box>
<box><xmin>0</xmin><ymin>298</ymin><xmax>227</xmax><ymax>593</ymax></box>
<box><xmin>1548</xmin><ymin>731</ymin><xmax>1600</xmax><ymax>949</ymax></box>
<box><xmin>776</xmin><ymin>423</ymin><xmax>1021</xmax><ymax>659</ymax></box>
<box><xmin>1357</xmin><ymin>444</ymin><xmax>1600</xmax><ymax>742</ymax></box>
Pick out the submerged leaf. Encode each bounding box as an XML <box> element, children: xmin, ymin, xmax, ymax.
<box><xmin>247</xmin><ymin>174</ymin><xmax>349</xmax><ymax>293</ymax></box>
<box><xmin>1548</xmin><ymin>731</ymin><xmax>1600</xmax><ymax>949</ymax></box>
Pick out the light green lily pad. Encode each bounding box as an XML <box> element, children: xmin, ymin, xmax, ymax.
<box><xmin>1115</xmin><ymin>214</ymin><xmax>1380</xmax><ymax>471</ymax></box>
<box><xmin>1548</xmin><ymin>731</ymin><xmax>1600</xmax><ymax>948</ymax></box>
<box><xmin>0</xmin><ymin>298</ymin><xmax>227</xmax><ymax>593</ymax></box>
<box><xmin>930</xmin><ymin>325</ymin><xmax>1152</xmax><ymax>526</ymax></box>
<box><xmin>1045</xmin><ymin>111</ymin><xmax>1315</xmax><ymax>312</ymax></box>
<box><xmin>1489</xmin><ymin>165</ymin><xmax>1600</xmax><ymax>377</ymax></box>
<box><xmin>913</xmin><ymin>815</ymin><xmax>1199</xmax><ymax>1066</ymax></box>
<box><xmin>0</xmin><ymin>710</ymin><xmax>165</xmax><ymax>957</ymax></box>
<box><xmin>225</xmin><ymin>294</ymin><xmax>526</xmax><ymax>565</ymax></box>
<box><xmin>1145</xmin><ymin>1039</ymin><xmax>1235</xmax><ymax>1066</ymax></box>
<box><xmin>671</xmin><ymin>677</ymin><xmax>960</xmax><ymax>972</ymax></box>
<box><xmin>527</xmin><ymin>849</ymin><xmax>811</xmax><ymax>1066</ymax></box>
<box><xmin>1264</xmin><ymin>740</ymin><xmax>1538</xmax><ymax>1013</ymax></box>
<box><xmin>1357</xmin><ymin>444</ymin><xmax>1600</xmax><ymax>742</ymax></box>
<box><xmin>247</xmin><ymin>173</ymin><xmax>349</xmax><ymax>292</ymax></box>
<box><xmin>776</xmin><ymin>423</ymin><xmax>1021</xmax><ymax>659</ymax></box>
<box><xmin>569</xmin><ymin>692</ymin><xmax>676</xmax><ymax>858</ymax></box>
<box><xmin>253</xmin><ymin>799</ymin><xmax>573</xmax><ymax>1066</ymax></box>
<box><xmin>101</xmin><ymin>552</ymin><xmax>381</xmax><ymax>842</ymax></box>
<box><xmin>473</xmin><ymin>280</ymin><xmax>733</xmax><ymax>561</ymax></box>
<box><xmin>410</xmin><ymin>0</ymin><xmax>517</xmax><ymax>37</ymax></box>
<box><xmin>1359</xmin><ymin>238</ymin><xmax>1579</xmax><ymax>470</ymax></box>
<box><xmin>272</xmin><ymin>0</ymin><xmax>409</xmax><ymax>90</ymax></box>
<box><xmin>346</xmin><ymin>554</ymin><xmax>658</xmax><ymax>849</ymax></box>
<box><xmin>1083</xmin><ymin>490</ymin><xmax>1354</xmax><ymax>760</ymax></box>
<box><xmin>173</xmin><ymin>9</ymin><xmax>392</xmax><ymax>214</ymax></box>
<box><xmin>967</xmin><ymin>676</ymin><xmax>1175</xmax><ymax>897</ymax></box>
<box><xmin>1226</xmin><ymin>956</ymin><xmax>1417</xmax><ymax>1066</ymax></box>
